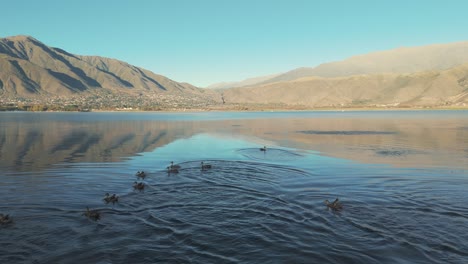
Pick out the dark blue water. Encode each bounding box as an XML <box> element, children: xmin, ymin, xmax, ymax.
<box><xmin>0</xmin><ymin>111</ymin><xmax>467</xmax><ymax>263</ymax></box>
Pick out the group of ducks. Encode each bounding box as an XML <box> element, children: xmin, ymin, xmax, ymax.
<box><xmin>83</xmin><ymin>170</ymin><xmax>147</xmax><ymax>221</ymax></box>
<box><xmin>7</xmin><ymin>145</ymin><xmax>341</xmax><ymax>224</ymax></box>
<box><xmin>166</xmin><ymin>161</ymin><xmax>213</xmax><ymax>174</ymax></box>
<box><xmin>166</xmin><ymin>156</ymin><xmax>344</xmax><ymax>212</ymax></box>
<box><xmin>5</xmin><ymin>148</ymin><xmax>344</xmax><ymax>224</ymax></box>
<box><xmin>82</xmin><ymin>193</ymin><xmax>121</xmax><ymax>221</ymax></box>
<box><xmin>133</xmin><ymin>171</ymin><xmax>147</xmax><ymax>191</ymax></box>
<box><xmin>79</xmin><ymin>152</ymin><xmax>344</xmax><ymax>222</ymax></box>
<box><xmin>82</xmin><ymin>161</ymin><xmax>216</xmax><ymax>221</ymax></box>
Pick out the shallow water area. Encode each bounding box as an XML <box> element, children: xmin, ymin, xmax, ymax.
<box><xmin>0</xmin><ymin>110</ymin><xmax>467</xmax><ymax>263</ymax></box>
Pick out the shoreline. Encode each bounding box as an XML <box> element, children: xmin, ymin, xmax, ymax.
<box><xmin>1</xmin><ymin>106</ymin><xmax>467</xmax><ymax>113</ymax></box>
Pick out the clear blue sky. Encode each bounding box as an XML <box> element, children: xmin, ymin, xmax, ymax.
<box><xmin>1</xmin><ymin>0</ymin><xmax>467</xmax><ymax>87</ymax></box>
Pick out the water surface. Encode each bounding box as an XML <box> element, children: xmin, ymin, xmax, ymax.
<box><xmin>0</xmin><ymin>110</ymin><xmax>467</xmax><ymax>263</ymax></box>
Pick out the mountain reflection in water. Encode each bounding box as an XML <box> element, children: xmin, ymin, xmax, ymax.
<box><xmin>0</xmin><ymin>111</ymin><xmax>466</xmax><ymax>171</ymax></box>
<box><xmin>0</xmin><ymin>111</ymin><xmax>467</xmax><ymax>264</ymax></box>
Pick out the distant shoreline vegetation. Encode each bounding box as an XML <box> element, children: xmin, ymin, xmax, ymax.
<box><xmin>1</xmin><ymin>93</ymin><xmax>467</xmax><ymax>112</ymax></box>
<box><xmin>1</xmin><ymin>103</ymin><xmax>467</xmax><ymax>112</ymax></box>
<box><xmin>0</xmin><ymin>103</ymin><xmax>91</xmax><ymax>112</ymax></box>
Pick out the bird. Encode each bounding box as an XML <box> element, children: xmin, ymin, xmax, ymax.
<box><xmin>103</xmin><ymin>193</ymin><xmax>119</xmax><ymax>204</ymax></box>
<box><xmin>167</xmin><ymin>166</ymin><xmax>179</xmax><ymax>174</ymax></box>
<box><xmin>170</xmin><ymin>161</ymin><xmax>181</xmax><ymax>169</ymax></box>
<box><xmin>133</xmin><ymin>181</ymin><xmax>145</xmax><ymax>191</ymax></box>
<box><xmin>0</xmin><ymin>213</ymin><xmax>12</xmax><ymax>224</ymax></box>
<box><xmin>136</xmin><ymin>171</ymin><xmax>146</xmax><ymax>179</ymax></box>
<box><xmin>325</xmin><ymin>198</ymin><xmax>343</xmax><ymax>211</ymax></box>
<box><xmin>83</xmin><ymin>207</ymin><xmax>100</xmax><ymax>221</ymax></box>
<box><xmin>260</xmin><ymin>146</ymin><xmax>267</xmax><ymax>151</ymax></box>
<box><xmin>201</xmin><ymin>161</ymin><xmax>212</xmax><ymax>170</ymax></box>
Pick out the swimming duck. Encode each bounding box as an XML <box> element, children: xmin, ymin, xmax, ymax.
<box><xmin>325</xmin><ymin>198</ymin><xmax>343</xmax><ymax>211</ymax></box>
<box><xmin>136</xmin><ymin>171</ymin><xmax>146</xmax><ymax>179</ymax></box>
<box><xmin>0</xmin><ymin>213</ymin><xmax>12</xmax><ymax>224</ymax></box>
<box><xmin>103</xmin><ymin>193</ymin><xmax>119</xmax><ymax>204</ymax></box>
<box><xmin>201</xmin><ymin>161</ymin><xmax>212</xmax><ymax>170</ymax></box>
<box><xmin>83</xmin><ymin>207</ymin><xmax>100</xmax><ymax>221</ymax></box>
<box><xmin>167</xmin><ymin>166</ymin><xmax>179</xmax><ymax>174</ymax></box>
<box><xmin>170</xmin><ymin>161</ymin><xmax>181</xmax><ymax>169</ymax></box>
<box><xmin>260</xmin><ymin>146</ymin><xmax>267</xmax><ymax>151</ymax></box>
<box><xmin>133</xmin><ymin>181</ymin><xmax>145</xmax><ymax>190</ymax></box>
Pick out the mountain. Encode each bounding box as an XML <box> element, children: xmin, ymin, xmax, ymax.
<box><xmin>1</xmin><ymin>36</ymin><xmax>467</xmax><ymax>109</ymax></box>
<box><xmin>223</xmin><ymin>63</ymin><xmax>468</xmax><ymax>107</ymax></box>
<box><xmin>0</xmin><ymin>35</ymin><xmax>218</xmax><ymax>108</ymax></box>
<box><xmin>220</xmin><ymin>41</ymin><xmax>468</xmax><ymax>88</ymax></box>
<box><xmin>206</xmin><ymin>73</ymin><xmax>281</xmax><ymax>89</ymax></box>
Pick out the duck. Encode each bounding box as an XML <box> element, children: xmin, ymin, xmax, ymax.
<box><xmin>260</xmin><ymin>146</ymin><xmax>267</xmax><ymax>151</ymax></box>
<box><xmin>103</xmin><ymin>193</ymin><xmax>119</xmax><ymax>204</ymax></box>
<box><xmin>325</xmin><ymin>198</ymin><xmax>343</xmax><ymax>211</ymax></box>
<box><xmin>0</xmin><ymin>213</ymin><xmax>12</xmax><ymax>225</ymax></box>
<box><xmin>167</xmin><ymin>166</ymin><xmax>179</xmax><ymax>174</ymax></box>
<box><xmin>201</xmin><ymin>161</ymin><xmax>212</xmax><ymax>170</ymax></box>
<box><xmin>136</xmin><ymin>171</ymin><xmax>146</xmax><ymax>179</ymax></box>
<box><xmin>170</xmin><ymin>161</ymin><xmax>181</xmax><ymax>169</ymax></box>
<box><xmin>133</xmin><ymin>181</ymin><xmax>145</xmax><ymax>191</ymax></box>
<box><xmin>83</xmin><ymin>207</ymin><xmax>100</xmax><ymax>221</ymax></box>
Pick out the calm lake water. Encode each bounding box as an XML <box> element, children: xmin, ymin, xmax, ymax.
<box><xmin>0</xmin><ymin>110</ymin><xmax>467</xmax><ymax>263</ymax></box>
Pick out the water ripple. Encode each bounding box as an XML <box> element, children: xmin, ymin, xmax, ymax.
<box><xmin>237</xmin><ymin>148</ymin><xmax>304</xmax><ymax>162</ymax></box>
<box><xmin>2</xmin><ymin>159</ymin><xmax>468</xmax><ymax>263</ymax></box>
<box><xmin>297</xmin><ymin>130</ymin><xmax>397</xmax><ymax>135</ymax></box>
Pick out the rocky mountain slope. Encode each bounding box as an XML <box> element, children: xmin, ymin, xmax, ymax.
<box><xmin>0</xmin><ymin>35</ymin><xmax>218</xmax><ymax>108</ymax></box>
<box><xmin>223</xmin><ymin>63</ymin><xmax>468</xmax><ymax>107</ymax></box>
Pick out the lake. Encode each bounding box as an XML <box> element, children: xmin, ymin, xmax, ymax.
<box><xmin>0</xmin><ymin>110</ymin><xmax>467</xmax><ymax>263</ymax></box>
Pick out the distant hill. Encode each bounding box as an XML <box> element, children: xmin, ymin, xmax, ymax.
<box><xmin>223</xmin><ymin>63</ymin><xmax>468</xmax><ymax>107</ymax></box>
<box><xmin>0</xmin><ymin>35</ymin><xmax>218</xmax><ymax>107</ymax></box>
<box><xmin>220</xmin><ymin>41</ymin><xmax>468</xmax><ymax>88</ymax></box>
<box><xmin>206</xmin><ymin>73</ymin><xmax>281</xmax><ymax>89</ymax></box>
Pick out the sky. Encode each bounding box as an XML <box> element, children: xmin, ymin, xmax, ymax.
<box><xmin>1</xmin><ymin>0</ymin><xmax>468</xmax><ymax>87</ymax></box>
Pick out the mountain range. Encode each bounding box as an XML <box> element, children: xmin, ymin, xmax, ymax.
<box><xmin>1</xmin><ymin>35</ymin><xmax>467</xmax><ymax>109</ymax></box>
<box><xmin>257</xmin><ymin>41</ymin><xmax>468</xmax><ymax>86</ymax></box>
<box><xmin>0</xmin><ymin>35</ymin><xmax>218</xmax><ymax>109</ymax></box>
<box><xmin>223</xmin><ymin>64</ymin><xmax>468</xmax><ymax>107</ymax></box>
<box><xmin>220</xmin><ymin>41</ymin><xmax>468</xmax><ymax>107</ymax></box>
